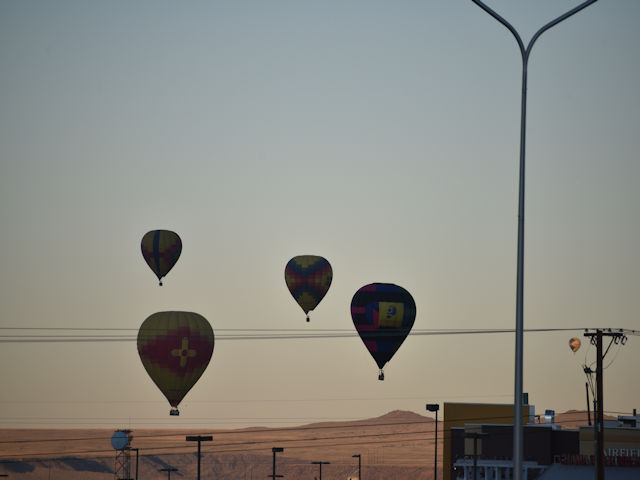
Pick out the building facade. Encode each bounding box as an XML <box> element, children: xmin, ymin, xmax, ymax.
<box><xmin>443</xmin><ymin>402</ymin><xmax>535</xmax><ymax>480</ymax></box>
<box><xmin>446</xmin><ymin>406</ymin><xmax>640</xmax><ymax>480</ymax></box>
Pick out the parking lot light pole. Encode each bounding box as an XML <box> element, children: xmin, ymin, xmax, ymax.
<box><xmin>352</xmin><ymin>454</ymin><xmax>361</xmax><ymax>480</ymax></box>
<box><xmin>186</xmin><ymin>435</ymin><xmax>213</xmax><ymax>480</ymax></box>
<box><xmin>426</xmin><ymin>404</ymin><xmax>439</xmax><ymax>480</ymax></box>
<box><xmin>130</xmin><ymin>448</ymin><xmax>139</xmax><ymax>480</ymax></box>
<box><xmin>159</xmin><ymin>467</ymin><xmax>177</xmax><ymax>480</ymax></box>
<box><xmin>311</xmin><ymin>461</ymin><xmax>330</xmax><ymax>480</ymax></box>
<box><xmin>270</xmin><ymin>447</ymin><xmax>284</xmax><ymax>480</ymax></box>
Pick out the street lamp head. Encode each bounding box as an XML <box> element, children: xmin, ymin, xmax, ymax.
<box><xmin>186</xmin><ymin>435</ymin><xmax>213</xmax><ymax>442</ymax></box>
<box><xmin>352</xmin><ymin>454</ymin><xmax>360</xmax><ymax>458</ymax></box>
<box><xmin>273</xmin><ymin>447</ymin><xmax>284</xmax><ymax>453</ymax></box>
<box><xmin>426</xmin><ymin>403</ymin><xmax>439</xmax><ymax>412</ymax></box>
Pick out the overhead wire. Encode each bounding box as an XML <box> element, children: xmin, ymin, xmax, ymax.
<box><xmin>0</xmin><ymin>327</ymin><xmax>634</xmax><ymax>442</ymax></box>
<box><xmin>0</xmin><ymin>326</ymin><xmax>608</xmax><ymax>343</ymax></box>
<box><xmin>0</xmin><ymin>392</ymin><xmax>513</xmax><ymax>406</ymax></box>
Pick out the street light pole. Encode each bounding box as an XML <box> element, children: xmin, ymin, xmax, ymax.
<box><xmin>160</xmin><ymin>467</ymin><xmax>178</xmax><ymax>480</ymax></box>
<box><xmin>426</xmin><ymin>404</ymin><xmax>439</xmax><ymax>480</ymax></box>
<box><xmin>470</xmin><ymin>2</ymin><xmax>599</xmax><ymax>479</ymax></box>
<box><xmin>186</xmin><ymin>435</ymin><xmax>213</xmax><ymax>480</ymax></box>
<box><xmin>311</xmin><ymin>461</ymin><xmax>330</xmax><ymax>480</ymax></box>
<box><xmin>269</xmin><ymin>447</ymin><xmax>284</xmax><ymax>480</ymax></box>
<box><xmin>130</xmin><ymin>448</ymin><xmax>139</xmax><ymax>480</ymax></box>
<box><xmin>352</xmin><ymin>454</ymin><xmax>361</xmax><ymax>480</ymax></box>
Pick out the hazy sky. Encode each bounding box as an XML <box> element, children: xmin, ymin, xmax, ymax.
<box><xmin>1</xmin><ymin>0</ymin><xmax>638</xmax><ymax>429</ymax></box>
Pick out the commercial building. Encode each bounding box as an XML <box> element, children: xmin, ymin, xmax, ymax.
<box><xmin>445</xmin><ymin>402</ymin><xmax>640</xmax><ymax>480</ymax></box>
<box><xmin>444</xmin><ymin>401</ymin><xmax>535</xmax><ymax>480</ymax></box>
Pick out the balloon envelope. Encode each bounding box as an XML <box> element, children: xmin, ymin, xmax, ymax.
<box><xmin>137</xmin><ymin>311</ymin><xmax>214</xmax><ymax>415</ymax></box>
<box><xmin>351</xmin><ymin>283</ymin><xmax>416</xmax><ymax>379</ymax></box>
<box><xmin>141</xmin><ymin>230</ymin><xmax>182</xmax><ymax>285</ymax></box>
<box><xmin>569</xmin><ymin>337</ymin><xmax>581</xmax><ymax>353</ymax></box>
<box><xmin>285</xmin><ymin>255</ymin><xmax>332</xmax><ymax>321</ymax></box>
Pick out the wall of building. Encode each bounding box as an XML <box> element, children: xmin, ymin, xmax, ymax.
<box><xmin>443</xmin><ymin>403</ymin><xmax>533</xmax><ymax>480</ymax></box>
<box><xmin>450</xmin><ymin>425</ymin><xmax>578</xmax><ymax>466</ymax></box>
<box><xmin>579</xmin><ymin>427</ymin><xmax>640</xmax><ymax>456</ymax></box>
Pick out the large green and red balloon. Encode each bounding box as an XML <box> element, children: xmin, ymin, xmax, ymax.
<box><xmin>137</xmin><ymin>311</ymin><xmax>214</xmax><ymax>416</ymax></box>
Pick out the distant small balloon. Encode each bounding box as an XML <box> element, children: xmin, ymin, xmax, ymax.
<box><xmin>284</xmin><ymin>255</ymin><xmax>332</xmax><ymax>322</ymax></box>
<box><xmin>569</xmin><ymin>337</ymin><xmax>581</xmax><ymax>353</ymax></box>
<box><xmin>141</xmin><ymin>230</ymin><xmax>182</xmax><ymax>286</ymax></box>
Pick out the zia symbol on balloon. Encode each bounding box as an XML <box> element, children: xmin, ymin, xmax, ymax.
<box><xmin>171</xmin><ymin>338</ymin><xmax>196</xmax><ymax>368</ymax></box>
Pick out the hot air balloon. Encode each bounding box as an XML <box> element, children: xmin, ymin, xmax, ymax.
<box><xmin>285</xmin><ymin>255</ymin><xmax>332</xmax><ymax>322</ymax></box>
<box><xmin>569</xmin><ymin>337</ymin><xmax>581</xmax><ymax>353</ymax></box>
<box><xmin>351</xmin><ymin>283</ymin><xmax>416</xmax><ymax>380</ymax></box>
<box><xmin>141</xmin><ymin>230</ymin><xmax>182</xmax><ymax>285</ymax></box>
<box><xmin>137</xmin><ymin>311</ymin><xmax>214</xmax><ymax>416</ymax></box>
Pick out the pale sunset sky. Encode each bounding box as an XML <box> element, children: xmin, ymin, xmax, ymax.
<box><xmin>1</xmin><ymin>0</ymin><xmax>638</xmax><ymax>429</ymax></box>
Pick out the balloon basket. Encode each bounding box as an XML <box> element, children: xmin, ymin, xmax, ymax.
<box><xmin>169</xmin><ymin>408</ymin><xmax>180</xmax><ymax>416</ymax></box>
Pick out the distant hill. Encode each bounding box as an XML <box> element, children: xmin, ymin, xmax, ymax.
<box><xmin>0</xmin><ymin>409</ymin><xmax>606</xmax><ymax>480</ymax></box>
<box><xmin>553</xmin><ymin>409</ymin><xmax>616</xmax><ymax>429</ymax></box>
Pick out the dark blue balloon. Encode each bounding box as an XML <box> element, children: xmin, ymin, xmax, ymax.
<box><xmin>351</xmin><ymin>283</ymin><xmax>416</xmax><ymax>379</ymax></box>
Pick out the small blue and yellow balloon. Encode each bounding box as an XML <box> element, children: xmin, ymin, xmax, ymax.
<box><xmin>141</xmin><ymin>230</ymin><xmax>182</xmax><ymax>285</ymax></box>
<box><xmin>285</xmin><ymin>255</ymin><xmax>332</xmax><ymax>322</ymax></box>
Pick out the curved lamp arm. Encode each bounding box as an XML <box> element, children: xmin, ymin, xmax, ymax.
<box><xmin>472</xmin><ymin>0</ymin><xmax>598</xmax><ymax>62</ymax></box>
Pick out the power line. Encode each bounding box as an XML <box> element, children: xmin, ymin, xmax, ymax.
<box><xmin>0</xmin><ymin>327</ymin><xmax>608</xmax><ymax>343</ymax></box>
<box><xmin>0</xmin><ymin>392</ymin><xmax>513</xmax><ymax>405</ymax></box>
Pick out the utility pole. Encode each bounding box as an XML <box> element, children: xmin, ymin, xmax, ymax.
<box><xmin>583</xmin><ymin>364</ymin><xmax>599</xmax><ymax>477</ymax></box>
<box><xmin>596</xmin><ymin>330</ymin><xmax>604</xmax><ymax>480</ymax></box>
<box><xmin>311</xmin><ymin>461</ymin><xmax>330</xmax><ymax>480</ymax></box>
<box><xmin>269</xmin><ymin>447</ymin><xmax>283</xmax><ymax>480</ymax></box>
<box><xmin>186</xmin><ymin>435</ymin><xmax>213</xmax><ymax>480</ymax></box>
<box><xmin>584</xmin><ymin>328</ymin><xmax>629</xmax><ymax>480</ymax></box>
<box><xmin>585</xmin><ymin>383</ymin><xmax>591</xmax><ymax>426</ymax></box>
